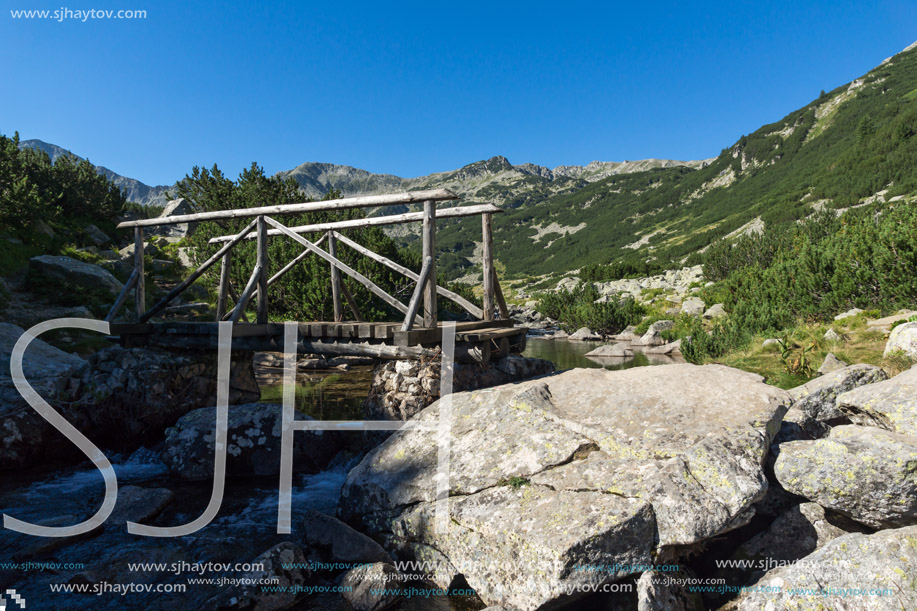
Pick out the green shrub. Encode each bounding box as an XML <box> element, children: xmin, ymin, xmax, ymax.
<box><xmin>535</xmin><ymin>283</ymin><xmax>646</xmax><ymax>336</ymax></box>
<box><xmin>681</xmin><ymin>317</ymin><xmax>749</xmax><ymax>364</ymax></box>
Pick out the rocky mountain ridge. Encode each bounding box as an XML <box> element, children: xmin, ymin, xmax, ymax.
<box><xmin>18</xmin><ymin>139</ymin><xmax>175</xmax><ymax>208</ymax></box>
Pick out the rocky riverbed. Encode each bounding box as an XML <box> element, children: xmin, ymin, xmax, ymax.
<box><xmin>4</xmin><ymin>315</ymin><xmax>917</xmax><ymax>610</ymax></box>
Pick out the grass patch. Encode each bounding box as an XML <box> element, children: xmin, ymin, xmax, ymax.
<box><xmin>498</xmin><ymin>476</ymin><xmax>530</xmax><ymax>489</ymax></box>
<box><xmin>706</xmin><ymin>322</ymin><xmax>911</xmax><ymax>389</ymax></box>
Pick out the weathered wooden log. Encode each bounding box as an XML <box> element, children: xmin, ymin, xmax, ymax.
<box><xmin>422</xmin><ymin>200</ymin><xmax>437</xmax><ymax>328</ymax></box>
<box><xmin>140</xmin><ymin>218</ymin><xmax>258</xmax><ymax>323</ymax></box>
<box><xmin>401</xmin><ymin>256</ymin><xmax>433</xmax><ymax>332</ymax></box>
<box><xmin>225</xmin><ymin>283</ymin><xmax>249</xmax><ymax>323</ymax></box>
<box><xmin>208</xmin><ymin>204</ymin><xmax>503</xmax><ymax>243</ymax></box>
<box><xmin>215</xmin><ymin>251</ymin><xmax>231</xmax><ymax>321</ymax></box>
<box><xmin>231</xmin><ymin>264</ymin><xmax>263</xmax><ymax>323</ymax></box>
<box><xmin>494</xmin><ymin>276</ymin><xmax>510</xmax><ymax>320</ymax></box>
<box><xmin>339</xmin><ymin>281</ymin><xmax>363</xmax><ymax>321</ymax></box>
<box><xmin>256</xmin><ymin>216</ymin><xmax>269</xmax><ymax>323</ymax></box>
<box><xmin>330</xmin><ymin>231</ymin><xmax>483</xmax><ymax>319</ymax></box>
<box><xmin>263</xmin><ymin>216</ymin><xmax>423</xmax><ymax>327</ymax></box>
<box><xmin>482</xmin><ymin>212</ymin><xmax>495</xmax><ymax>321</ymax></box>
<box><xmin>328</xmin><ymin>231</ymin><xmax>343</xmax><ymax>322</ymax></box>
<box><xmin>105</xmin><ymin>270</ymin><xmax>139</xmax><ymax>322</ymax></box>
<box><xmin>117</xmin><ymin>189</ymin><xmax>459</xmax><ymax>228</ymax></box>
<box><xmin>134</xmin><ymin>227</ymin><xmax>145</xmax><ymax>319</ymax></box>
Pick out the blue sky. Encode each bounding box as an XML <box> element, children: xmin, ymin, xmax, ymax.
<box><xmin>2</xmin><ymin>1</ymin><xmax>916</xmax><ymax>185</ymax></box>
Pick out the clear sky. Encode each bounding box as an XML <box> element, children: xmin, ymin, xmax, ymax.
<box><xmin>2</xmin><ymin>1</ymin><xmax>916</xmax><ymax>186</ymax></box>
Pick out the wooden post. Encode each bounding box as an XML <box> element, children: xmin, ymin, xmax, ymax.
<box><xmin>494</xmin><ymin>277</ymin><xmax>510</xmax><ymax>320</ymax></box>
<box><xmin>216</xmin><ymin>251</ymin><xmax>231</xmax><ymax>321</ymax></box>
<box><xmin>482</xmin><ymin>212</ymin><xmax>494</xmax><ymax>321</ymax></box>
<box><xmin>256</xmin><ymin>215</ymin><xmax>268</xmax><ymax>323</ymax></box>
<box><xmin>401</xmin><ymin>256</ymin><xmax>433</xmax><ymax>332</ymax></box>
<box><xmin>422</xmin><ymin>200</ymin><xmax>437</xmax><ymax>328</ymax></box>
<box><xmin>340</xmin><ymin>281</ymin><xmax>363</xmax><ymax>321</ymax></box>
<box><xmin>328</xmin><ymin>231</ymin><xmax>343</xmax><ymax>322</ymax></box>
<box><xmin>134</xmin><ymin>227</ymin><xmax>145</xmax><ymax>320</ymax></box>
<box><xmin>105</xmin><ymin>270</ymin><xmax>138</xmax><ymax>322</ymax></box>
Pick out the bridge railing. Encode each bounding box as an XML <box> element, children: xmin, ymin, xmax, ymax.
<box><xmin>111</xmin><ymin>189</ymin><xmax>508</xmax><ymax>329</ymax></box>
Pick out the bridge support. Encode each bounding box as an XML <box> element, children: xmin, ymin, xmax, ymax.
<box><xmin>482</xmin><ymin>212</ymin><xmax>494</xmax><ymax>321</ymax></box>
<box><xmin>135</xmin><ymin>227</ymin><xmax>145</xmax><ymax>319</ymax></box>
<box><xmin>422</xmin><ymin>199</ymin><xmax>437</xmax><ymax>328</ymax></box>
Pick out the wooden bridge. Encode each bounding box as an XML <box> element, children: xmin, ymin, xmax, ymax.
<box><xmin>105</xmin><ymin>189</ymin><xmax>525</xmax><ymax>363</ymax></box>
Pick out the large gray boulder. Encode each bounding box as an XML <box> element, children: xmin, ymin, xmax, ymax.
<box><xmin>207</xmin><ymin>542</ymin><xmax>311</xmax><ymax>610</ymax></box>
<box><xmin>712</xmin><ymin>503</ymin><xmax>865</xmax><ymax>590</ymax></box>
<box><xmin>703</xmin><ymin>303</ymin><xmax>727</xmax><ymax>319</ymax></box>
<box><xmin>162</xmin><ymin>403</ymin><xmax>346</xmax><ymax>480</ymax></box>
<box><xmin>837</xmin><ymin>364</ymin><xmax>917</xmax><ymax>434</ymax></box>
<box><xmin>735</xmin><ymin>525</ymin><xmax>917</xmax><ymax>610</ymax></box>
<box><xmin>788</xmin><ymin>364</ymin><xmax>887</xmax><ymax>437</ymax></box>
<box><xmin>83</xmin><ymin>224</ymin><xmax>111</xmax><ymax>246</ymax></box>
<box><xmin>884</xmin><ymin>321</ymin><xmax>917</xmax><ymax>359</ymax></box>
<box><xmin>29</xmin><ymin>255</ymin><xmax>123</xmax><ymax>297</ymax></box>
<box><xmin>637</xmin><ymin>567</ymin><xmax>704</xmax><ymax>611</ymax></box>
<box><xmin>774</xmin><ymin>425</ymin><xmax>917</xmax><ymax>529</ymax></box>
<box><xmin>152</xmin><ymin>198</ymin><xmax>197</xmax><ymax>237</ymax></box>
<box><xmin>680</xmin><ymin>297</ymin><xmax>705</xmax><ymax>316</ymax></box>
<box><xmin>340</xmin><ymin>364</ymin><xmax>790</xmax><ymax>610</ymax></box>
<box><xmin>301</xmin><ymin>509</ymin><xmax>391</xmax><ymax>565</ymax></box>
<box><xmin>1</xmin><ymin>323</ymin><xmax>85</xmax><ymax>469</ymax></box>
<box><xmin>340</xmin><ymin>563</ymin><xmax>403</xmax><ymax>611</ymax></box>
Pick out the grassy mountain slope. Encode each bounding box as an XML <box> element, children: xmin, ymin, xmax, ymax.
<box><xmin>434</xmin><ymin>41</ymin><xmax>917</xmax><ymax>280</ymax></box>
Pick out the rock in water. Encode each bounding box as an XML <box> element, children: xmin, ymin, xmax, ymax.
<box><xmin>162</xmin><ymin>403</ymin><xmax>347</xmax><ymax>480</ymax></box>
<box><xmin>301</xmin><ymin>509</ymin><xmax>391</xmax><ymax>564</ymax></box>
<box><xmin>634</xmin><ymin>328</ymin><xmax>665</xmax><ymax>346</ymax></box>
<box><xmin>29</xmin><ymin>254</ymin><xmax>124</xmax><ymax>297</ymax></box>
<box><xmin>340</xmin><ymin>364</ymin><xmax>790</xmax><ymax>610</ymax></box>
<box><xmin>774</xmin><ymin>425</ymin><xmax>917</xmax><ymax>528</ymax></box>
<box><xmin>789</xmin><ymin>364</ymin><xmax>887</xmax><ymax>437</ymax></box>
<box><xmin>340</xmin><ymin>563</ymin><xmax>403</xmax><ymax>611</ymax></box>
<box><xmin>735</xmin><ymin>525</ymin><xmax>917</xmax><ymax>610</ymax></box>
<box><xmin>210</xmin><ymin>542</ymin><xmax>311</xmax><ymax>610</ymax></box>
<box><xmin>584</xmin><ymin>343</ymin><xmax>633</xmax><ymax>357</ymax></box>
<box><xmin>884</xmin><ymin>321</ymin><xmax>917</xmax><ymax>359</ymax></box>
<box><xmin>816</xmin><ymin>352</ymin><xmax>847</xmax><ymax>375</ymax></box>
<box><xmin>568</xmin><ymin>327</ymin><xmax>601</xmax><ymax>340</ymax></box>
<box><xmin>836</xmin><ymin>364</ymin><xmax>917</xmax><ymax>434</ymax></box>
